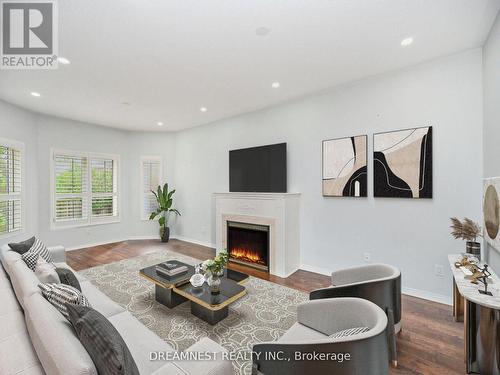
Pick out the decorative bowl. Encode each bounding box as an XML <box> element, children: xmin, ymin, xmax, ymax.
<box><xmin>190</xmin><ymin>273</ymin><xmax>205</xmax><ymax>288</ymax></box>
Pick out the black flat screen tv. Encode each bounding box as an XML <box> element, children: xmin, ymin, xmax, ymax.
<box><xmin>229</xmin><ymin>143</ymin><xmax>287</xmax><ymax>193</ymax></box>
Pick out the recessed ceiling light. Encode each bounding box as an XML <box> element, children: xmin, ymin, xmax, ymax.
<box><xmin>401</xmin><ymin>37</ymin><xmax>413</xmax><ymax>47</ymax></box>
<box><xmin>271</xmin><ymin>82</ymin><xmax>280</xmax><ymax>88</ymax></box>
<box><xmin>255</xmin><ymin>27</ymin><xmax>270</xmax><ymax>36</ymax></box>
<box><xmin>30</xmin><ymin>92</ymin><xmax>41</xmax><ymax>97</ymax></box>
<box><xmin>157</xmin><ymin>121</ymin><xmax>164</xmax><ymax>126</ymax></box>
<box><xmin>57</xmin><ymin>56</ymin><xmax>70</xmax><ymax>65</ymax></box>
<box><xmin>200</xmin><ymin>107</ymin><xmax>207</xmax><ymax>112</ymax></box>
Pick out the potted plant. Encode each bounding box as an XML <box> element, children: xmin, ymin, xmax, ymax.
<box><xmin>450</xmin><ymin>217</ymin><xmax>483</xmax><ymax>259</ymax></box>
<box><xmin>202</xmin><ymin>251</ymin><xmax>229</xmax><ymax>294</ymax></box>
<box><xmin>149</xmin><ymin>183</ymin><xmax>181</xmax><ymax>242</ymax></box>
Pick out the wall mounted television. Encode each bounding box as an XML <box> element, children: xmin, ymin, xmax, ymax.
<box><xmin>229</xmin><ymin>143</ymin><xmax>287</xmax><ymax>193</ymax></box>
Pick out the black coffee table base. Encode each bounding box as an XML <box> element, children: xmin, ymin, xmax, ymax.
<box><xmin>190</xmin><ymin>302</ymin><xmax>229</xmax><ymax>325</ymax></box>
<box><xmin>155</xmin><ymin>285</ymin><xmax>187</xmax><ymax>308</ymax></box>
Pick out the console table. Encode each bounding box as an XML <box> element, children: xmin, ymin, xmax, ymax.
<box><xmin>449</xmin><ymin>254</ymin><xmax>500</xmax><ymax>374</ymax></box>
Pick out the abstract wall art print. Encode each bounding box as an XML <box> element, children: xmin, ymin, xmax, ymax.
<box><xmin>322</xmin><ymin>135</ymin><xmax>367</xmax><ymax>197</ymax></box>
<box><xmin>373</xmin><ymin>126</ymin><xmax>432</xmax><ymax>198</ymax></box>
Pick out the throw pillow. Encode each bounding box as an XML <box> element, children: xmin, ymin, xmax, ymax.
<box><xmin>8</xmin><ymin>236</ymin><xmax>36</xmax><ymax>254</ymax></box>
<box><xmin>55</xmin><ymin>268</ymin><xmax>81</xmax><ymax>292</ymax></box>
<box><xmin>22</xmin><ymin>238</ymin><xmax>53</xmax><ymax>271</ymax></box>
<box><xmin>35</xmin><ymin>258</ymin><xmax>60</xmax><ymax>284</ymax></box>
<box><xmin>38</xmin><ymin>283</ymin><xmax>90</xmax><ymax>318</ymax></box>
<box><xmin>329</xmin><ymin>326</ymin><xmax>370</xmax><ymax>339</ymax></box>
<box><xmin>66</xmin><ymin>304</ymin><xmax>140</xmax><ymax>375</ymax></box>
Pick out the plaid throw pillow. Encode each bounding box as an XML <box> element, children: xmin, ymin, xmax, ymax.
<box><xmin>38</xmin><ymin>283</ymin><xmax>91</xmax><ymax>319</ymax></box>
<box><xmin>329</xmin><ymin>326</ymin><xmax>370</xmax><ymax>339</ymax></box>
<box><xmin>22</xmin><ymin>238</ymin><xmax>53</xmax><ymax>271</ymax></box>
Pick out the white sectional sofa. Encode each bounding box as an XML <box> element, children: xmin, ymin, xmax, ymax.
<box><xmin>0</xmin><ymin>244</ymin><xmax>233</xmax><ymax>375</ymax></box>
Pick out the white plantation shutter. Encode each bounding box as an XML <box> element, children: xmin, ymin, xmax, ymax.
<box><xmin>91</xmin><ymin>158</ymin><xmax>118</xmax><ymax>218</ymax></box>
<box><xmin>141</xmin><ymin>158</ymin><xmax>162</xmax><ymax>220</ymax></box>
<box><xmin>53</xmin><ymin>155</ymin><xmax>88</xmax><ymax>222</ymax></box>
<box><xmin>0</xmin><ymin>142</ymin><xmax>23</xmax><ymax>236</ymax></box>
<box><xmin>52</xmin><ymin>150</ymin><xmax>119</xmax><ymax>227</ymax></box>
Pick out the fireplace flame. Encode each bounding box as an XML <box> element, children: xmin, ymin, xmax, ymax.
<box><xmin>230</xmin><ymin>247</ymin><xmax>266</xmax><ymax>265</ymax></box>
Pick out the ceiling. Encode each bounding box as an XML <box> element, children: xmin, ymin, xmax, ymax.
<box><xmin>0</xmin><ymin>0</ymin><xmax>499</xmax><ymax>132</ymax></box>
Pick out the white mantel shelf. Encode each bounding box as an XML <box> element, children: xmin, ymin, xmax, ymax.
<box><xmin>213</xmin><ymin>192</ymin><xmax>301</xmax><ymax>199</ymax></box>
<box><xmin>214</xmin><ymin>192</ymin><xmax>301</xmax><ymax>278</ymax></box>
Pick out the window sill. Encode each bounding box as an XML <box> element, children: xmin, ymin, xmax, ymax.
<box><xmin>50</xmin><ymin>218</ymin><xmax>121</xmax><ymax>231</ymax></box>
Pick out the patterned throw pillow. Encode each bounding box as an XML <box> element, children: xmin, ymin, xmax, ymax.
<box><xmin>38</xmin><ymin>283</ymin><xmax>91</xmax><ymax>318</ymax></box>
<box><xmin>22</xmin><ymin>238</ymin><xmax>53</xmax><ymax>271</ymax></box>
<box><xmin>66</xmin><ymin>304</ymin><xmax>140</xmax><ymax>375</ymax></box>
<box><xmin>329</xmin><ymin>326</ymin><xmax>370</xmax><ymax>339</ymax></box>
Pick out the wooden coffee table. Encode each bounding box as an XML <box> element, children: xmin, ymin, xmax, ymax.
<box><xmin>139</xmin><ymin>260</ymin><xmax>249</xmax><ymax>325</ymax></box>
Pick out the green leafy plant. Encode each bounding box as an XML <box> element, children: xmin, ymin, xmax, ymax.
<box><xmin>149</xmin><ymin>183</ymin><xmax>181</xmax><ymax>235</ymax></box>
<box><xmin>202</xmin><ymin>250</ymin><xmax>229</xmax><ymax>275</ymax></box>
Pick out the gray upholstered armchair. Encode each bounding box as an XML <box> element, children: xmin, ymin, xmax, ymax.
<box><xmin>252</xmin><ymin>297</ymin><xmax>389</xmax><ymax>375</ymax></box>
<box><xmin>309</xmin><ymin>263</ymin><xmax>401</xmax><ymax>366</ymax></box>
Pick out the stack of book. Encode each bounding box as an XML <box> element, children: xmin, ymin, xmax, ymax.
<box><xmin>155</xmin><ymin>262</ymin><xmax>188</xmax><ymax>279</ymax></box>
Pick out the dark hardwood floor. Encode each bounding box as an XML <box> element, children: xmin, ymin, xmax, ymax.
<box><xmin>67</xmin><ymin>239</ymin><xmax>465</xmax><ymax>375</ymax></box>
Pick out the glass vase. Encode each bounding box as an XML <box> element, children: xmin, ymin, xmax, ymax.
<box><xmin>207</xmin><ymin>273</ymin><xmax>221</xmax><ymax>295</ymax></box>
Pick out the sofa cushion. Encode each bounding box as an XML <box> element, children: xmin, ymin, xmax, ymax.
<box><xmin>24</xmin><ymin>293</ymin><xmax>98</xmax><ymax>375</ymax></box>
<box><xmin>8</xmin><ymin>236</ymin><xmax>36</xmax><ymax>254</ymax></box>
<box><xmin>39</xmin><ymin>283</ymin><xmax>91</xmax><ymax>319</ymax></box>
<box><xmin>66</xmin><ymin>304</ymin><xmax>140</xmax><ymax>375</ymax></box>
<box><xmin>0</xmin><ymin>263</ymin><xmax>9</xmax><ymax>289</ymax></box>
<box><xmin>178</xmin><ymin>337</ymin><xmax>233</xmax><ymax>375</ymax></box>
<box><xmin>35</xmin><ymin>258</ymin><xmax>61</xmax><ymax>284</ymax></box>
<box><xmin>80</xmin><ymin>280</ymin><xmax>125</xmax><ymax>318</ymax></box>
<box><xmin>9</xmin><ymin>260</ymin><xmax>41</xmax><ymax>308</ymax></box>
<box><xmin>108</xmin><ymin>311</ymin><xmax>175</xmax><ymax>374</ymax></box>
<box><xmin>0</xmin><ymin>281</ymin><xmax>22</xmax><ymax>315</ymax></box>
<box><xmin>22</xmin><ymin>238</ymin><xmax>53</xmax><ymax>271</ymax></box>
<box><xmin>56</xmin><ymin>267</ymin><xmax>81</xmax><ymax>291</ymax></box>
<box><xmin>0</xmin><ymin>310</ymin><xmax>26</xmax><ymax>340</ymax></box>
<box><xmin>278</xmin><ymin>322</ymin><xmax>328</xmax><ymax>343</ymax></box>
<box><xmin>0</xmin><ymin>329</ymin><xmax>45</xmax><ymax>375</ymax></box>
<box><xmin>1</xmin><ymin>247</ymin><xmax>23</xmax><ymax>275</ymax></box>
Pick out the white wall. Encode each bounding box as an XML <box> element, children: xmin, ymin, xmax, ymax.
<box><xmin>483</xmin><ymin>13</ymin><xmax>500</xmax><ymax>268</ymax></box>
<box><xmin>173</xmin><ymin>50</ymin><xmax>484</xmax><ymax>301</ymax></box>
<box><xmin>126</xmin><ymin>132</ymin><xmax>176</xmax><ymax>239</ymax></box>
<box><xmin>0</xmin><ymin>100</ymin><xmax>177</xmax><ymax>249</ymax></box>
<box><xmin>0</xmin><ymin>101</ymin><xmax>39</xmax><ymax>244</ymax></box>
<box><xmin>0</xmin><ymin>48</ymin><xmax>484</xmax><ymax>302</ymax></box>
<box><xmin>35</xmin><ymin>114</ymin><xmax>132</xmax><ymax>248</ymax></box>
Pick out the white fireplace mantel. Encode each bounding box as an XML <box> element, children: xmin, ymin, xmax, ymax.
<box><xmin>214</xmin><ymin>192</ymin><xmax>300</xmax><ymax>278</ymax></box>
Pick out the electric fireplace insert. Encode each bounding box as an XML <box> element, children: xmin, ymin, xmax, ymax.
<box><xmin>227</xmin><ymin>221</ymin><xmax>269</xmax><ymax>272</ymax></box>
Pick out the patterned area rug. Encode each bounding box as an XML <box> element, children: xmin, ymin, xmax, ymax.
<box><xmin>79</xmin><ymin>249</ymin><xmax>307</xmax><ymax>374</ymax></box>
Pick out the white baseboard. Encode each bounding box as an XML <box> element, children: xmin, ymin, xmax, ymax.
<box><xmin>170</xmin><ymin>235</ymin><xmax>216</xmax><ymax>249</ymax></box>
<box><xmin>402</xmin><ymin>287</ymin><xmax>452</xmax><ymax>306</ymax></box>
<box><xmin>128</xmin><ymin>235</ymin><xmax>158</xmax><ymax>240</ymax></box>
<box><xmin>299</xmin><ymin>263</ymin><xmax>332</xmax><ymax>276</ymax></box>
<box><xmin>300</xmin><ymin>263</ymin><xmax>451</xmax><ymax>306</ymax></box>
<box><xmin>66</xmin><ymin>238</ymin><xmax>128</xmax><ymax>251</ymax></box>
<box><xmin>66</xmin><ymin>235</ymin><xmax>214</xmax><ymax>251</ymax></box>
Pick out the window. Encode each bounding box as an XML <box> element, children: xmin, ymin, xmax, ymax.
<box><xmin>0</xmin><ymin>139</ymin><xmax>23</xmax><ymax>237</ymax></box>
<box><xmin>141</xmin><ymin>157</ymin><xmax>162</xmax><ymax>220</ymax></box>
<box><xmin>52</xmin><ymin>150</ymin><xmax>119</xmax><ymax>228</ymax></box>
